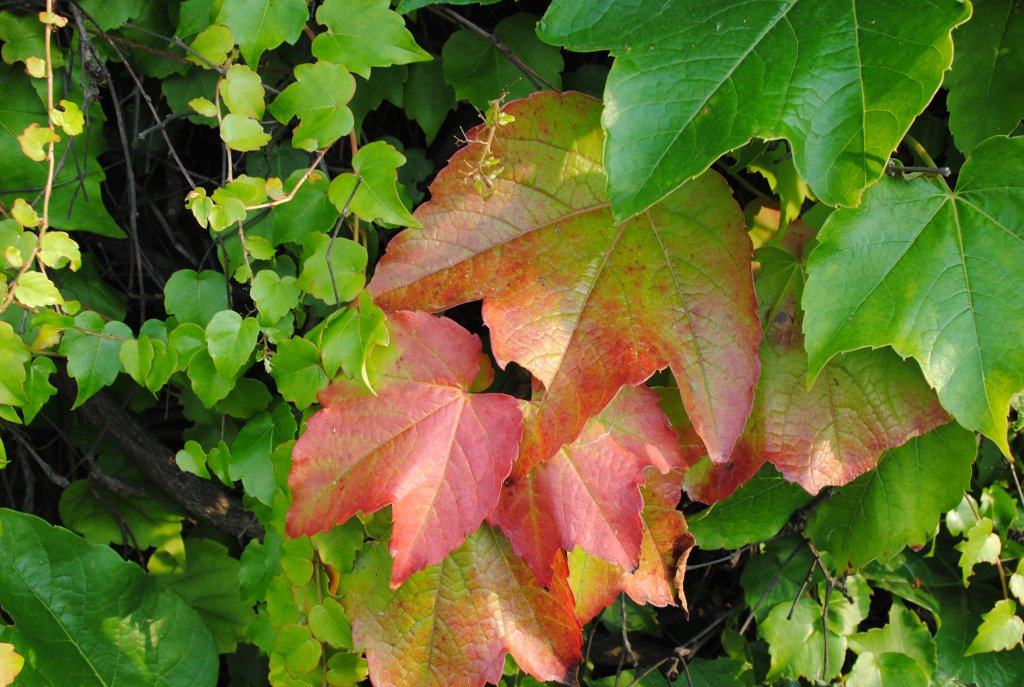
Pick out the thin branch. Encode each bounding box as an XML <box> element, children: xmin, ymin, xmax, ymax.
<box><xmin>327</xmin><ymin>175</ymin><xmax>362</xmax><ymax>305</ymax></box>
<box><xmin>245</xmin><ymin>149</ymin><xmax>329</xmax><ymax>210</ymax></box>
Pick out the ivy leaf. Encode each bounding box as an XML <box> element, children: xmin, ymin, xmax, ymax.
<box><xmin>956</xmin><ymin>517</ymin><xmax>1002</xmax><ymax>587</ymax></box>
<box><xmin>312</xmin><ymin>0</ymin><xmax>431</xmax><ymax>78</ymax></box>
<box><xmin>328</xmin><ymin>141</ymin><xmax>420</xmax><ymax>227</ymax></box>
<box><xmin>846</xmin><ymin>653</ymin><xmax>930</xmax><ymax>687</ymax></box>
<box><xmin>803</xmin><ymin>136</ymin><xmax>1024</xmax><ymax>455</ymax></box>
<box><xmin>220</xmin><ymin>64</ymin><xmax>265</xmax><ymax>119</ymax></box>
<box><xmin>567</xmin><ymin>468</ymin><xmax>694</xmax><ymax>623</ymax></box>
<box><xmin>272</xmin><ymin>171</ymin><xmax>339</xmax><ymax>244</ymax></box>
<box><xmin>270</xmin><ymin>337</ymin><xmax>327</xmax><ymax>409</ymax></box>
<box><xmin>0</xmin><ymin>509</ymin><xmax>217</xmax><ymax>685</ymax></box>
<box><xmin>187</xmin><ymin>24</ymin><xmax>234</xmax><ymax>69</ymax></box>
<box><xmin>849</xmin><ymin>601</ymin><xmax>937</xmax><ymax>676</ymax></box>
<box><xmin>220</xmin><ymin>113</ymin><xmax>270</xmax><ymax>152</ymax></box>
<box><xmin>268</xmin><ymin>61</ymin><xmax>356</xmax><ymax>151</ymax></box>
<box><xmin>369</xmin><ymin>91</ymin><xmax>761</xmax><ymax>475</ymax></box>
<box><xmin>761</xmin><ymin>596</ymin><xmax>846</xmax><ymax>682</ymax></box>
<box><xmin>0</xmin><ymin>643</ymin><xmax>23</xmax><ymax>686</ymax></box>
<box><xmin>59</xmin><ymin>312</ymin><xmax>132</xmax><ymax>407</ymax></box>
<box><xmin>318</xmin><ymin>290</ymin><xmax>389</xmax><ymax>386</ymax></box>
<box><xmin>21</xmin><ymin>356</ymin><xmax>56</xmax><ymax>424</ymax></box>
<box><xmin>215</xmin><ymin>0</ymin><xmax>308</xmax><ymax>66</ymax></box>
<box><xmin>0</xmin><ymin>321</ymin><xmax>30</xmax><ymax>407</ymax></box>
<box><xmin>205</xmin><ymin>310</ymin><xmax>259</xmax><ymax>380</ymax></box>
<box><xmin>151</xmin><ymin>538</ymin><xmax>255</xmax><ymax>654</ymax></box>
<box><xmin>404</xmin><ymin>60</ymin><xmax>456</xmax><ymax>144</ymax></box>
<box><xmin>288</xmin><ymin>312</ymin><xmax>523</xmax><ymax>586</ymax></box>
<box><xmin>343</xmin><ymin>526</ymin><xmax>581</xmax><ymax>687</ymax></box>
<box><xmin>946</xmin><ymin>0</ymin><xmax>1024</xmax><ymax>152</ymax></box>
<box><xmin>164</xmin><ymin>269</ymin><xmax>229</xmax><ymax>327</ymax></box>
<box><xmin>252</xmin><ymin>270</ymin><xmax>301</xmax><ymax>323</ymax></box>
<box><xmin>296</xmin><ymin>233</ymin><xmax>367</xmax><ymax>305</ymax></box>
<box><xmin>490</xmin><ymin>385</ymin><xmax>685</xmax><ymax>583</ymax></box>
<box><xmin>229</xmin><ymin>407</ymin><xmax>296</xmax><ymax>504</ymax></box>
<box><xmin>14</xmin><ymin>271</ymin><xmax>63</xmax><ymax>308</ymax></box>
<box><xmin>966</xmin><ymin>600</ymin><xmax>1024</xmax><ymax>656</ymax></box>
<box><xmin>17</xmin><ymin>123</ymin><xmax>59</xmax><ymax>162</ymax></box>
<box><xmin>539</xmin><ymin>0</ymin><xmax>969</xmax><ymax>220</ymax></box>
<box><xmin>806</xmin><ymin>423</ymin><xmax>976</xmax><ymax>571</ymax></box>
<box><xmin>442</xmin><ymin>13</ymin><xmax>563</xmax><ymax>110</ymax></box>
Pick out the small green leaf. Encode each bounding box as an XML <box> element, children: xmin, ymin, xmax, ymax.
<box><xmin>326</xmin><ymin>651</ymin><xmax>368</xmax><ymax>686</ymax></box>
<box><xmin>956</xmin><ymin>518</ymin><xmax>1002</xmax><ymax>587</ymax></box>
<box><xmin>21</xmin><ymin>356</ymin><xmax>56</xmax><ymax>424</ymax></box>
<box><xmin>270</xmin><ymin>337</ymin><xmax>327</xmax><ymax>409</ymax></box>
<box><xmin>14</xmin><ymin>271</ymin><xmax>63</xmax><ymax>307</ymax></box>
<box><xmin>268</xmin><ymin>61</ymin><xmax>356</xmax><ymax>151</ymax></box>
<box><xmin>229</xmin><ymin>408</ymin><xmax>295</xmax><ymax>505</ymax></box>
<box><xmin>849</xmin><ymin>601</ymin><xmax>937</xmax><ymax>675</ymax></box>
<box><xmin>309</xmin><ymin>598</ymin><xmax>353</xmax><ymax>648</ymax></box>
<box><xmin>272</xmin><ymin>170</ymin><xmax>339</xmax><ymax>244</ymax></box>
<box><xmin>187</xmin><ymin>348</ymin><xmax>237</xmax><ymax>406</ymax></box>
<box><xmin>10</xmin><ymin>198</ymin><xmax>39</xmax><ymax>228</ymax></box>
<box><xmin>312</xmin><ymin>0</ymin><xmax>431</xmax><ymax>78</ymax></box>
<box><xmin>205</xmin><ymin>310</ymin><xmax>259</xmax><ymax>379</ymax></box>
<box><xmin>59</xmin><ymin>312</ymin><xmax>132</xmax><ymax>407</ymax></box>
<box><xmin>188</xmin><ymin>24</ymin><xmax>233</xmax><ymax>68</ymax></box>
<box><xmin>328</xmin><ymin>141</ymin><xmax>420</xmax><ymax>227</ymax></box>
<box><xmin>17</xmin><ymin>122</ymin><xmax>59</xmax><ymax>161</ymax></box>
<box><xmin>215</xmin><ymin>377</ymin><xmax>273</xmax><ymax>418</ymax></box>
<box><xmin>176</xmin><ymin>440</ymin><xmax>212</xmax><ymax>479</ymax></box>
<box><xmin>221</xmin><ymin>64</ymin><xmax>265</xmax><ymax>119</ymax></box>
<box><xmin>38</xmin><ymin>231</ymin><xmax>81</xmax><ymax>271</ymax></box>
<box><xmin>252</xmin><ymin>270</ymin><xmax>301</xmax><ymax>323</ymax></box>
<box><xmin>49</xmin><ymin>100</ymin><xmax>83</xmax><ymax>136</ymax></box>
<box><xmin>0</xmin><ymin>322</ymin><xmax>29</xmax><ymax>407</ymax></box>
<box><xmin>319</xmin><ymin>291</ymin><xmax>388</xmax><ymax>387</ymax></box>
<box><xmin>0</xmin><ymin>642</ymin><xmax>24</xmax><ymax>685</ymax></box>
<box><xmin>220</xmin><ymin>113</ymin><xmax>270</xmax><ymax>152</ymax></box>
<box><xmin>966</xmin><ymin>600</ymin><xmax>1024</xmax><ymax>656</ymax></box>
<box><xmin>188</xmin><ymin>96</ymin><xmax>218</xmax><ymax>118</ymax></box>
<box><xmin>846</xmin><ymin>652</ymin><xmax>930</xmax><ymax>687</ymax></box>
<box><xmin>215</xmin><ymin>0</ymin><xmax>308</xmax><ymax>66</ymax></box>
<box><xmin>762</xmin><ymin>596</ymin><xmax>845</xmax><ymax>682</ymax></box>
<box><xmin>274</xmin><ymin>624</ymin><xmax>322</xmax><ymax>676</ymax></box>
<box><xmin>1011</xmin><ymin>560</ymin><xmax>1024</xmax><ymax>605</ymax></box>
<box><xmin>164</xmin><ymin>269</ymin><xmax>229</xmax><ymax>326</ymax></box>
<box><xmin>296</xmin><ymin>232</ymin><xmax>366</xmax><ymax>305</ymax></box>
<box><xmin>404</xmin><ymin>60</ymin><xmax>455</xmax><ymax>144</ymax></box>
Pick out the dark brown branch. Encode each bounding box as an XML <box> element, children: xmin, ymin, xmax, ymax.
<box><xmin>54</xmin><ymin>371</ymin><xmax>263</xmax><ymax>541</ymax></box>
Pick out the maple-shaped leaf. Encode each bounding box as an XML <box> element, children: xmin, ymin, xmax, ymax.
<box><xmin>344</xmin><ymin>525</ymin><xmax>582</xmax><ymax>687</ymax></box>
<box><xmin>568</xmin><ymin>468</ymin><xmax>694</xmax><ymax>623</ymax></box>
<box><xmin>690</xmin><ymin>237</ymin><xmax>949</xmax><ymax>499</ymax></box>
<box><xmin>539</xmin><ymin>0</ymin><xmax>969</xmax><ymax>219</ymax></box>
<box><xmin>288</xmin><ymin>311</ymin><xmax>522</xmax><ymax>586</ymax></box>
<box><xmin>803</xmin><ymin>135</ymin><xmax>1024</xmax><ymax>455</ymax></box>
<box><xmin>369</xmin><ymin>91</ymin><xmax>760</xmax><ymax>475</ymax></box>
<box><xmin>489</xmin><ymin>385</ymin><xmax>687</xmax><ymax>584</ymax></box>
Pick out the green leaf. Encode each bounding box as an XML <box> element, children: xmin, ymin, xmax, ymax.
<box><xmin>216</xmin><ymin>377</ymin><xmax>273</xmax><ymax>418</ymax></box>
<box><xmin>272</xmin><ymin>170</ymin><xmax>339</xmax><ymax>244</ymax></box>
<box><xmin>846</xmin><ymin>652</ymin><xmax>930</xmax><ymax>687</ymax></box>
<box><xmin>967</xmin><ymin>600</ymin><xmax>1024</xmax><ymax>655</ymax></box>
<box><xmin>17</xmin><ymin>123</ymin><xmax>59</xmax><ymax>162</ymax></box>
<box><xmin>176</xmin><ymin>440</ymin><xmax>212</xmax><ymax>479</ymax></box>
<box><xmin>188</xmin><ymin>24</ymin><xmax>234</xmax><ymax>69</ymax></box>
<box><xmin>273</xmin><ymin>624</ymin><xmax>322</xmax><ymax>676</ymax></box>
<box><xmin>270</xmin><ymin>337</ymin><xmax>327</xmax><ymax>409</ymax></box>
<box><xmin>686</xmin><ymin>463</ymin><xmax>812</xmax><ymax>550</ymax></box>
<box><xmin>252</xmin><ymin>270</ymin><xmax>302</xmax><ymax>323</ymax></box>
<box><xmin>313</xmin><ymin>0</ymin><xmax>431</xmax><ymax>78</ymax></box>
<box><xmin>0</xmin><ymin>11</ymin><xmax>54</xmax><ymax>68</ymax></box>
<box><xmin>442</xmin><ymin>13</ymin><xmax>563</xmax><ymax>110</ymax></box>
<box><xmin>404</xmin><ymin>60</ymin><xmax>455</xmax><ymax>144</ymax></box>
<box><xmin>59</xmin><ymin>312</ymin><xmax>132</xmax><ymax>407</ymax></box>
<box><xmin>328</xmin><ymin>141</ymin><xmax>420</xmax><ymax>227</ymax></box>
<box><xmin>164</xmin><ymin>269</ymin><xmax>229</xmax><ymax>327</ymax></box>
<box><xmin>239</xmin><ymin>528</ymin><xmax>283</xmax><ymax>603</ymax></box>
<box><xmin>220</xmin><ymin>113</ymin><xmax>271</xmax><ymax>152</ymax></box>
<box><xmin>205</xmin><ymin>310</ymin><xmax>259</xmax><ymax>379</ymax></box>
<box><xmin>326</xmin><ymin>651</ymin><xmax>368</xmax><ymax>686</ymax></box>
<box><xmin>187</xmin><ymin>348</ymin><xmax>237</xmax><ymax>406</ymax></box>
<box><xmin>0</xmin><ymin>321</ymin><xmax>29</xmax><ymax>407</ymax></box>
<box><xmin>803</xmin><ymin>136</ymin><xmax>1024</xmax><ymax>455</ymax></box>
<box><xmin>58</xmin><ymin>480</ymin><xmax>184</xmax><ymax>553</ymax></box>
<box><xmin>229</xmin><ymin>407</ymin><xmax>295</xmax><ymax>505</ymax></box>
<box><xmin>221</xmin><ymin>64</ymin><xmax>265</xmax><ymax>119</ymax></box>
<box><xmin>152</xmin><ymin>538</ymin><xmax>255</xmax><ymax>653</ymax></box>
<box><xmin>21</xmin><ymin>356</ymin><xmax>56</xmax><ymax>424</ymax></box>
<box><xmin>680</xmin><ymin>658</ymin><xmax>755</xmax><ymax>687</ymax></box>
<box><xmin>849</xmin><ymin>601</ymin><xmax>937</xmax><ymax>675</ymax></box>
<box><xmin>0</xmin><ymin>642</ymin><xmax>24</xmax><ymax>685</ymax></box>
<box><xmin>319</xmin><ymin>291</ymin><xmax>388</xmax><ymax>386</ymax></box>
<box><xmin>946</xmin><ymin>0</ymin><xmax>1024</xmax><ymax>152</ymax></box>
<box><xmin>805</xmin><ymin>423</ymin><xmax>977</xmax><ymax>571</ymax></box>
<box><xmin>14</xmin><ymin>271</ymin><xmax>63</xmax><ymax>307</ymax></box>
<box><xmin>76</xmin><ymin>0</ymin><xmax>146</xmax><ymax>31</ymax></box>
<box><xmin>296</xmin><ymin>232</ymin><xmax>367</xmax><ymax>305</ymax></box>
<box><xmin>956</xmin><ymin>518</ymin><xmax>1002</xmax><ymax>586</ymax></box>
<box><xmin>396</xmin><ymin>0</ymin><xmax>503</xmax><ymax>13</ymax></box>
<box><xmin>268</xmin><ymin>61</ymin><xmax>356</xmax><ymax>151</ymax></box>
<box><xmin>761</xmin><ymin>596</ymin><xmax>845</xmax><ymax>682</ymax></box>
<box><xmin>0</xmin><ymin>508</ymin><xmax>217</xmax><ymax>685</ymax></box>
<box><xmin>538</xmin><ymin>0</ymin><xmax>969</xmax><ymax>219</ymax></box>
<box><xmin>38</xmin><ymin>231</ymin><xmax>81</xmax><ymax>271</ymax></box>
<box><xmin>309</xmin><ymin>598</ymin><xmax>353</xmax><ymax>648</ymax></box>
<box><xmin>215</xmin><ymin>0</ymin><xmax>308</xmax><ymax>66</ymax></box>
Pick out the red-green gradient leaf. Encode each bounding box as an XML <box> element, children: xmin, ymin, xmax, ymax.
<box><xmin>490</xmin><ymin>385</ymin><xmax>685</xmax><ymax>584</ymax></box>
<box><xmin>344</xmin><ymin>525</ymin><xmax>582</xmax><ymax>687</ymax></box>
<box><xmin>689</xmin><ymin>245</ymin><xmax>949</xmax><ymax>499</ymax></box>
<box><xmin>568</xmin><ymin>469</ymin><xmax>693</xmax><ymax>623</ymax></box>
<box><xmin>368</xmin><ymin>91</ymin><xmax>760</xmax><ymax>475</ymax></box>
<box><xmin>288</xmin><ymin>311</ymin><xmax>522</xmax><ymax>586</ymax></box>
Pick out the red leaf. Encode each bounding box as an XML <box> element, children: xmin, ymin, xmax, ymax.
<box><xmin>344</xmin><ymin>525</ymin><xmax>582</xmax><ymax>687</ymax></box>
<box><xmin>489</xmin><ymin>385</ymin><xmax>685</xmax><ymax>584</ymax></box>
<box><xmin>568</xmin><ymin>469</ymin><xmax>694</xmax><ymax>623</ymax></box>
<box><xmin>288</xmin><ymin>311</ymin><xmax>522</xmax><ymax>585</ymax></box>
<box><xmin>369</xmin><ymin>91</ymin><xmax>760</xmax><ymax>476</ymax></box>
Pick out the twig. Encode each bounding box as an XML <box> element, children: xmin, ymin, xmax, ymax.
<box><xmin>739</xmin><ymin>539</ymin><xmax>805</xmax><ymax>634</ymax></box>
<box><xmin>431</xmin><ymin>7</ymin><xmax>559</xmax><ymax>92</ymax></box>
<box><xmin>327</xmin><ymin>175</ymin><xmax>362</xmax><ymax>305</ymax></box>
<box><xmin>245</xmin><ymin>149</ymin><xmax>329</xmax><ymax>210</ymax></box>
<box><xmin>4</xmin><ymin>425</ymin><xmax>69</xmax><ymax>488</ymax></box>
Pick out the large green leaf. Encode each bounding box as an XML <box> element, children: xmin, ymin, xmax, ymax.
<box><xmin>805</xmin><ymin>423</ymin><xmax>976</xmax><ymax>572</ymax></box>
<box><xmin>269</xmin><ymin>61</ymin><xmax>356</xmax><ymax>151</ymax></box>
<box><xmin>946</xmin><ymin>0</ymin><xmax>1024</xmax><ymax>153</ymax></box>
<box><xmin>538</xmin><ymin>0</ymin><xmax>969</xmax><ymax>220</ymax></box>
<box><xmin>215</xmin><ymin>0</ymin><xmax>308</xmax><ymax>66</ymax></box>
<box><xmin>803</xmin><ymin>136</ymin><xmax>1024</xmax><ymax>454</ymax></box>
<box><xmin>0</xmin><ymin>509</ymin><xmax>218</xmax><ymax>686</ymax></box>
<box><xmin>313</xmin><ymin>0</ymin><xmax>430</xmax><ymax>78</ymax></box>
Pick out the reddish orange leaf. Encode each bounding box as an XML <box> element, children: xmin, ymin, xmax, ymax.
<box><xmin>687</xmin><ymin>245</ymin><xmax>949</xmax><ymax>501</ymax></box>
<box><xmin>344</xmin><ymin>525</ymin><xmax>582</xmax><ymax>687</ymax></box>
<box><xmin>369</xmin><ymin>91</ymin><xmax>760</xmax><ymax>476</ymax></box>
<box><xmin>489</xmin><ymin>385</ymin><xmax>685</xmax><ymax>584</ymax></box>
<box><xmin>288</xmin><ymin>311</ymin><xmax>522</xmax><ymax>585</ymax></box>
<box><xmin>568</xmin><ymin>469</ymin><xmax>694</xmax><ymax>623</ymax></box>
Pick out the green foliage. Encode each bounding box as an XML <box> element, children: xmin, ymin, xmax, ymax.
<box><xmin>3</xmin><ymin>1</ymin><xmax>1024</xmax><ymax>686</ymax></box>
